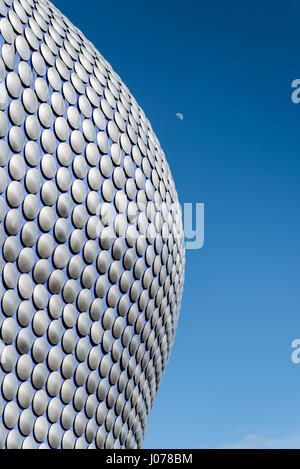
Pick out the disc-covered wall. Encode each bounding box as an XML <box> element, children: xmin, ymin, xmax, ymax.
<box><xmin>0</xmin><ymin>0</ymin><xmax>185</xmax><ymax>449</ymax></box>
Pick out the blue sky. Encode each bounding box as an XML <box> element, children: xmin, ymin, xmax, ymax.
<box><xmin>55</xmin><ymin>0</ymin><xmax>300</xmax><ymax>448</ymax></box>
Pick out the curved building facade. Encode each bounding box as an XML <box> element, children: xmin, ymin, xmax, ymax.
<box><xmin>0</xmin><ymin>0</ymin><xmax>185</xmax><ymax>449</ymax></box>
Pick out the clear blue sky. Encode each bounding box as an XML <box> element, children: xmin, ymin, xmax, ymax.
<box><xmin>55</xmin><ymin>0</ymin><xmax>300</xmax><ymax>449</ymax></box>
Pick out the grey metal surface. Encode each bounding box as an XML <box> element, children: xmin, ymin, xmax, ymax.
<box><xmin>0</xmin><ymin>0</ymin><xmax>185</xmax><ymax>449</ymax></box>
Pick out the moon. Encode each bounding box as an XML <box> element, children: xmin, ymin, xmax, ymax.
<box><xmin>176</xmin><ymin>113</ymin><xmax>184</xmax><ymax>121</ymax></box>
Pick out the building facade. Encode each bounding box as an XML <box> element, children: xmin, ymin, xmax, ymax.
<box><xmin>0</xmin><ymin>0</ymin><xmax>185</xmax><ymax>449</ymax></box>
